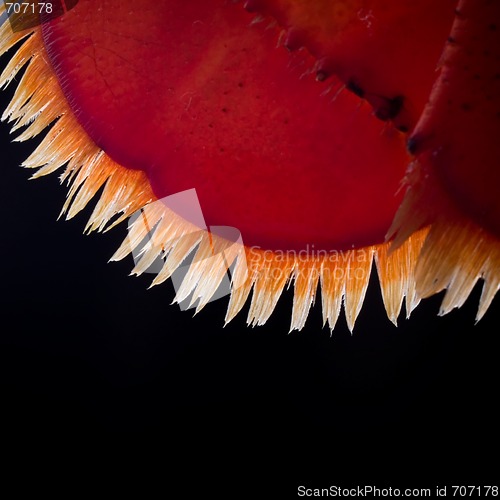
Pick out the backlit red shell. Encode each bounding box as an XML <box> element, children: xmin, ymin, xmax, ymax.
<box><xmin>41</xmin><ymin>0</ymin><xmax>415</xmax><ymax>251</ymax></box>
<box><xmin>34</xmin><ymin>0</ymin><xmax>500</xmax><ymax>249</ymax></box>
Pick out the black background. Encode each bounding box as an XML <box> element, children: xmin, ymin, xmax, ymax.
<box><xmin>0</xmin><ymin>58</ymin><xmax>498</xmax><ymax>493</ymax></box>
